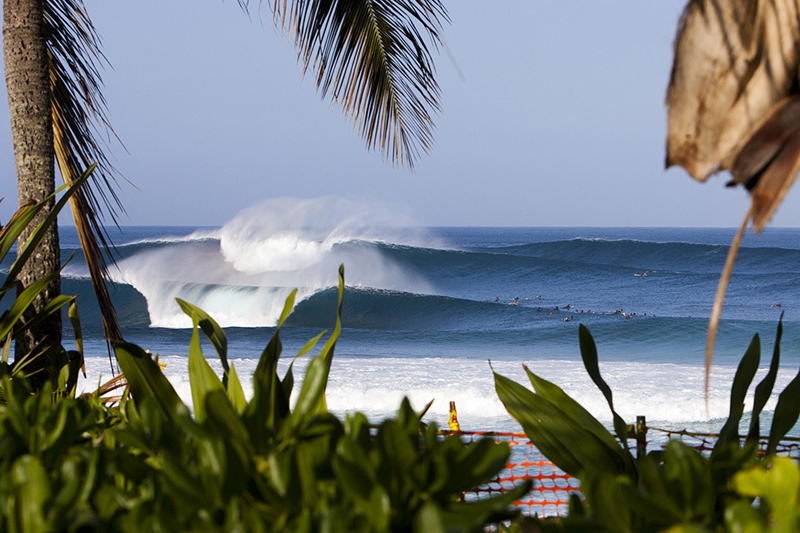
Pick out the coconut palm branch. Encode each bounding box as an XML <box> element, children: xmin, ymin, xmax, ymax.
<box><xmin>267</xmin><ymin>0</ymin><xmax>449</xmax><ymax>169</ymax></box>
<box><xmin>44</xmin><ymin>0</ymin><xmax>123</xmax><ymax>364</ymax></box>
<box><xmin>32</xmin><ymin>0</ymin><xmax>447</xmax><ymax>376</ymax></box>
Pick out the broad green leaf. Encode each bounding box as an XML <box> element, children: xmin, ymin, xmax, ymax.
<box><xmin>52</xmin><ymin>452</ymin><xmax>98</xmax><ymax>511</ymax></box>
<box><xmin>291</xmin><ymin>356</ymin><xmax>331</xmax><ymax>422</ymax></box>
<box><xmin>57</xmin><ymin>354</ymin><xmax>71</xmax><ymax>392</ymax></box>
<box><xmin>333</xmin><ymin>439</ymin><xmax>374</xmax><ymax>502</ymax></box>
<box><xmin>624</xmin><ymin>456</ymin><xmax>686</xmax><ymax>524</ymax></box>
<box><xmin>523</xmin><ymin>365</ymin><xmax>623</xmax><ymax>455</ymax></box>
<box><xmin>186</xmin><ymin>310</ymin><xmax>225</xmax><ymax>422</ymax></box>
<box><xmin>114</xmin><ymin>340</ymin><xmax>189</xmax><ymax>422</ymax></box>
<box><xmin>226</xmin><ymin>363</ymin><xmax>247</xmax><ymax>414</ymax></box>
<box><xmin>495</xmin><ymin>370</ymin><xmax>586</xmax><ymax>476</ymax></box>
<box><xmin>661</xmin><ymin>526</ymin><xmax>714</xmax><ymax>533</ymax></box>
<box><xmin>66</xmin><ymin>350</ymin><xmax>83</xmax><ymax>396</ymax></box>
<box><xmin>7</xmin><ymin>167</ymin><xmax>94</xmax><ymax>284</ymax></box>
<box><xmin>10</xmin><ymin>347</ymin><xmax>40</xmax><ymax>377</ymax></box>
<box><xmin>438</xmin><ymin>437</ymin><xmax>510</xmax><ymax>493</ymax></box>
<box><xmin>2</xmin><ymin>333</ymin><xmax>11</xmax><ymax>364</ymax></box>
<box><xmin>0</xmin><ymin>273</ymin><xmax>62</xmax><ymax>340</ymax></box>
<box><xmin>579</xmin><ymin>324</ymin><xmax>631</xmax><ymax>452</ymax></box>
<box><xmin>176</xmin><ymin>298</ymin><xmax>229</xmax><ymax>378</ymax></box>
<box><xmin>41</xmin><ymin>397</ymin><xmax>72</xmax><ymax>450</ymax></box>
<box><xmin>0</xmin><ymin>202</ymin><xmax>43</xmax><ymax>269</ymax></box>
<box><xmin>343</xmin><ymin>411</ymin><xmax>371</xmax><ymax>445</ymax></box>
<box><xmin>291</xmin><ymin>266</ymin><xmax>344</xmax><ymax>424</ymax></box>
<box><xmin>113</xmin><ymin>427</ymin><xmax>153</xmax><ymax>454</ymax></box>
<box><xmin>13</xmin><ymin>294</ymin><xmax>75</xmax><ymax>336</ymax></box>
<box><xmin>396</xmin><ymin>396</ymin><xmax>420</xmax><ymax>435</ymax></box>
<box><xmin>437</xmin><ymin>481</ymin><xmax>530</xmax><ymax>528</ymax></box>
<box><xmin>283</xmin><ymin>331</ymin><xmax>326</xmax><ymax>401</ymax></box>
<box><xmin>277</xmin><ymin>289</ymin><xmax>296</xmax><ymax>327</ymax></box>
<box><xmin>734</xmin><ymin>457</ymin><xmax>799</xmax><ymax>515</ymax></box>
<box><xmin>414</xmin><ymin>502</ymin><xmax>445</xmax><ymax>533</ymax></box>
<box><xmin>48</xmin><ymin>347</ymin><xmax>68</xmax><ymax>393</ymax></box>
<box><xmin>245</xmin><ymin>289</ymin><xmax>297</xmax><ymax>434</ymax></box>
<box><xmin>417</xmin><ymin>397</ymin><xmax>435</xmax><ymax>420</ymax></box>
<box><xmin>67</xmin><ymin>301</ymin><xmax>83</xmax><ymax>357</ymax></box>
<box><xmin>204</xmin><ymin>389</ymin><xmax>252</xmax><ymax>455</ymax></box>
<box><xmin>157</xmin><ymin>453</ymin><xmax>212</xmax><ymax>506</ymax></box>
<box><xmin>748</xmin><ymin>317</ymin><xmax>782</xmax><ymax>442</ymax></box>
<box><xmin>319</xmin><ymin>265</ymin><xmax>344</xmax><ymax>367</ymax></box>
<box><xmin>716</xmin><ymin>334</ymin><xmax>760</xmax><ymax>452</ymax></box>
<box><xmin>580</xmin><ymin>469</ymin><xmax>634</xmax><ymax>533</ymax></box>
<box><xmin>660</xmin><ymin>439</ymin><xmax>714</xmax><ymax>518</ymax></box>
<box><xmin>296</xmin><ymin>330</ymin><xmax>326</xmax><ymax>359</ymax></box>
<box><xmin>494</xmin><ymin>370</ymin><xmax>626</xmax><ymax>478</ymax></box>
<box><xmin>723</xmin><ymin>500</ymin><xmax>766</xmax><ymax>533</ymax></box>
<box><xmin>376</xmin><ymin>417</ymin><xmax>418</xmax><ymax>476</ymax></box>
<box><xmin>10</xmin><ymin>456</ymin><xmax>50</xmax><ymax>533</ymax></box>
<box><xmin>266</xmin><ymin>451</ymin><xmax>292</xmax><ymax>497</ymax></box>
<box><xmin>365</xmin><ymin>487</ymin><xmax>391</xmax><ymax>531</ymax></box>
<box><xmin>767</xmin><ymin>364</ymin><xmax>800</xmax><ymax>456</ymax></box>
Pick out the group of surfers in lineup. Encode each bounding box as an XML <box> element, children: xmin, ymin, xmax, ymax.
<box><xmin>494</xmin><ymin>297</ymin><xmax>656</xmax><ymax>321</ymax></box>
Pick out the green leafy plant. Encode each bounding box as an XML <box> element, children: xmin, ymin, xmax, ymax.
<box><xmin>495</xmin><ymin>320</ymin><xmax>800</xmax><ymax>532</ymax></box>
<box><xmin>0</xmin><ymin>167</ymin><xmax>96</xmax><ymax>395</ymax></box>
<box><xmin>0</xmin><ymin>264</ymin><xmax>526</xmax><ymax>532</ymax></box>
<box><xmin>110</xmin><ymin>265</ymin><xmax>528</xmax><ymax>532</ymax></box>
<box><xmin>724</xmin><ymin>456</ymin><xmax>800</xmax><ymax>533</ymax></box>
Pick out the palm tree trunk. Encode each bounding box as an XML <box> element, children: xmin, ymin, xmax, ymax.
<box><xmin>4</xmin><ymin>0</ymin><xmax>62</xmax><ymax>367</ymax></box>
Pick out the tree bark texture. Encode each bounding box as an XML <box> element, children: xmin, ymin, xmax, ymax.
<box><xmin>4</xmin><ymin>0</ymin><xmax>62</xmax><ymax>362</ymax></box>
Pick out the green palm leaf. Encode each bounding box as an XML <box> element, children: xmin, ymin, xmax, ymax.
<box><xmin>44</xmin><ymin>0</ymin><xmax>124</xmax><ymax>352</ymax></box>
<box><xmin>269</xmin><ymin>0</ymin><xmax>448</xmax><ymax>169</ymax></box>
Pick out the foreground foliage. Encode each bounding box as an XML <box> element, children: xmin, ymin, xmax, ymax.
<box><xmin>496</xmin><ymin>321</ymin><xmax>800</xmax><ymax>533</ymax></box>
<box><xmin>0</xmin><ymin>264</ymin><xmax>525</xmax><ymax>532</ymax></box>
<box><xmin>10</xmin><ymin>177</ymin><xmax>800</xmax><ymax>532</ymax></box>
<box><xmin>0</xmin><ymin>171</ymin><xmax>95</xmax><ymax>393</ymax></box>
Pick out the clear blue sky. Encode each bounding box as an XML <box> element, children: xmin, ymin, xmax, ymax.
<box><xmin>3</xmin><ymin>0</ymin><xmax>800</xmax><ymax>228</ymax></box>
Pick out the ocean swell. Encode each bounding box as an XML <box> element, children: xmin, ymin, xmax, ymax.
<box><xmin>109</xmin><ymin>198</ymin><xmax>434</xmax><ymax>328</ymax></box>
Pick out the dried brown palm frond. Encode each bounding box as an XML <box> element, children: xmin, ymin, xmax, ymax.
<box><xmin>92</xmin><ymin>371</ymin><xmax>128</xmax><ymax>406</ymax></box>
<box><xmin>666</xmin><ymin>0</ymin><xmax>800</xmax><ymax>399</ymax></box>
<box><xmin>44</xmin><ymin>0</ymin><xmax>124</xmax><ymax>371</ymax></box>
<box><xmin>266</xmin><ymin>0</ymin><xmax>448</xmax><ymax>169</ymax></box>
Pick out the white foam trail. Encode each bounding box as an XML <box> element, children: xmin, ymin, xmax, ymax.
<box><xmin>111</xmin><ymin>197</ymin><xmax>435</xmax><ymax>328</ymax></box>
<box><xmin>78</xmin><ymin>355</ymin><xmax>797</xmax><ymax>434</ymax></box>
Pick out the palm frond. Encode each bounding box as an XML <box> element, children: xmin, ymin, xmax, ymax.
<box><xmin>44</xmin><ymin>0</ymin><xmax>123</xmax><ymax>365</ymax></box>
<box><xmin>268</xmin><ymin>0</ymin><xmax>448</xmax><ymax>169</ymax></box>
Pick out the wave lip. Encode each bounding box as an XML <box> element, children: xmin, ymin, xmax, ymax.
<box><xmin>109</xmin><ymin>197</ymin><xmax>435</xmax><ymax>328</ymax></box>
<box><xmin>55</xmin><ymin>221</ymin><xmax>800</xmax><ymax>329</ymax></box>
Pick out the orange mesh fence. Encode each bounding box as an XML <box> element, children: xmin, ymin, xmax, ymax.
<box><xmin>449</xmin><ymin>431</ymin><xmax>583</xmax><ymax>518</ymax></box>
<box><xmin>442</xmin><ymin>427</ymin><xmax>800</xmax><ymax>519</ymax></box>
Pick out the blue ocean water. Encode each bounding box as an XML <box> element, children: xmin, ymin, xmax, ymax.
<box><xmin>28</xmin><ymin>217</ymin><xmax>800</xmax><ymax>435</ymax></box>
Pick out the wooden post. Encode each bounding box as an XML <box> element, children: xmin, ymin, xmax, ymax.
<box><xmin>636</xmin><ymin>415</ymin><xmax>647</xmax><ymax>458</ymax></box>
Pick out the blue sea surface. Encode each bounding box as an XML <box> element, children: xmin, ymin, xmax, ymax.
<box><xmin>18</xmin><ymin>225</ymin><xmax>800</xmax><ymax>433</ymax></box>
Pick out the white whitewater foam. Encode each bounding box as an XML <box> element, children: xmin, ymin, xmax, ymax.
<box><xmin>78</xmin><ymin>355</ymin><xmax>794</xmax><ymax>433</ymax></box>
<box><xmin>110</xmin><ymin>197</ymin><xmax>434</xmax><ymax>328</ymax></box>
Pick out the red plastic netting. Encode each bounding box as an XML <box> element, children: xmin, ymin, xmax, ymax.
<box><xmin>454</xmin><ymin>431</ymin><xmax>583</xmax><ymax>518</ymax></box>
<box><xmin>446</xmin><ymin>428</ymin><xmax>800</xmax><ymax>519</ymax></box>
